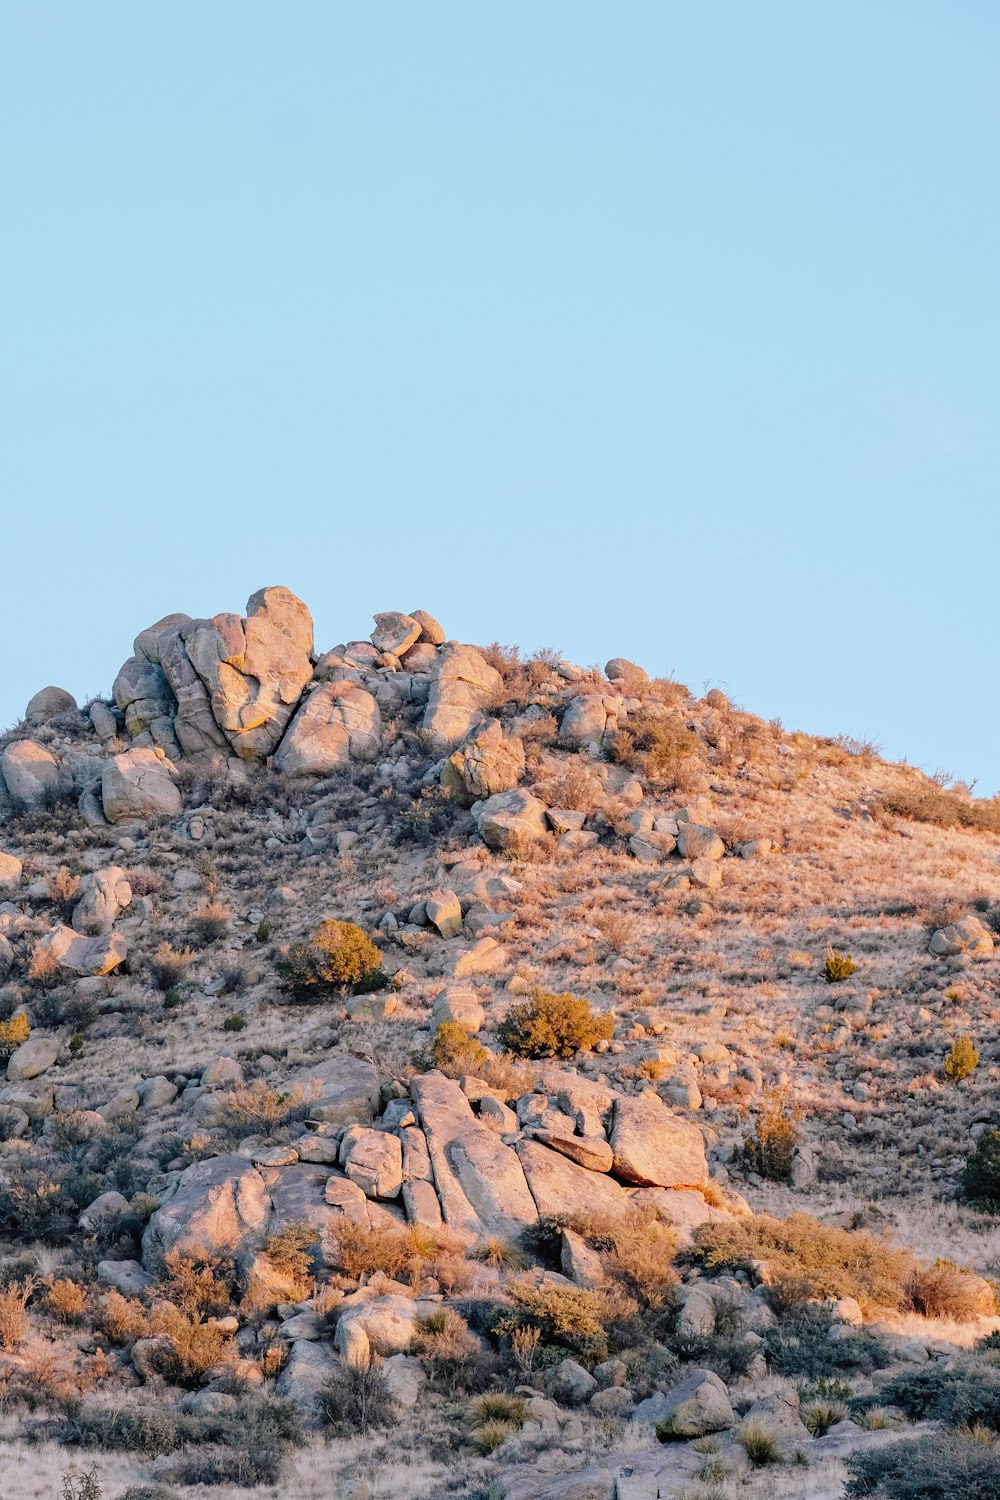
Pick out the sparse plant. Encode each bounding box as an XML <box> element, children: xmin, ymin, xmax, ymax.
<box><xmin>191</xmin><ymin>898</ymin><xmax>231</xmax><ymax>943</ymax></box>
<box><xmin>44</xmin><ymin>1278</ymin><xmax>88</xmax><ymax>1323</ymax></box>
<box><xmin>945</xmin><ymin>1035</ymin><xmax>979</xmax><ymax>1082</ymax></box>
<box><xmin>743</xmin><ymin>1089</ymin><xmax>799</xmax><ymax>1181</ymax></box>
<box><xmin>47</xmin><ymin>865</ymin><xmax>81</xmax><ymax>918</ymax></box>
<box><xmin>738</xmin><ymin>1419</ymin><xmax>782</xmax><ymax>1466</ymax></box>
<box><xmin>148</xmin><ymin>942</ymin><xmax>194</xmax><ymax>992</ymax></box>
<box><xmin>321</xmin><ymin>1358</ymin><xmax>394</xmax><ymax>1435</ymax></box>
<box><xmin>222</xmin><ymin>1012</ymin><xmax>247</xmax><ymax>1032</ymax></box>
<box><xmin>60</xmin><ymin>1464</ymin><xmax>101</xmax><ymax>1500</ymax></box>
<box><xmin>824</xmin><ymin>948</ymin><xmax>856</xmax><ymax>982</ymax></box>
<box><xmin>0</xmin><ymin>1276</ymin><xmax>34</xmax><ymax>1349</ymax></box>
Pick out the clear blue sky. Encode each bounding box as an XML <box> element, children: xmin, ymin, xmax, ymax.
<box><xmin>3</xmin><ymin>4</ymin><xmax>998</xmax><ymax>789</ymax></box>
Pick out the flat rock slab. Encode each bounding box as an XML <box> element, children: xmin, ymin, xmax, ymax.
<box><xmin>516</xmin><ymin>1139</ymin><xmax>629</xmax><ymax>1218</ymax></box>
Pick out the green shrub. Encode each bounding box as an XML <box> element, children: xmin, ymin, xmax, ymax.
<box><xmin>496</xmin><ymin>1281</ymin><xmax>610</xmax><ymax>1361</ymax></box>
<box><xmin>472</xmin><ymin>1393</ymin><xmax>526</xmax><ymax>1426</ymax></box>
<box><xmin>823</xmin><ymin>949</ymin><xmax>856</xmax><ymax>982</ymax></box>
<box><xmin>844</xmin><ymin>1431</ymin><xmax>1000</xmax><ymax>1498</ymax></box>
<box><xmin>743</xmin><ymin>1090</ymin><xmax>799</xmax><ymax>1181</ymax></box>
<box><xmin>963</xmin><ymin>1129</ymin><xmax>1000</xmax><ymax>1207</ymax></box>
<box><xmin>321</xmin><ymin>1360</ymin><xmax>395</xmax><ymax>1435</ymax></box>
<box><xmin>277</xmin><ymin>920</ymin><xmax>383</xmax><ymax>999</ymax></box>
<box><xmin>222</xmin><ymin>1013</ymin><xmax>246</xmax><ymax>1033</ymax></box>
<box><xmin>945</xmin><ymin>1035</ymin><xmax>979</xmax><ymax>1082</ymax></box>
<box><xmin>609</xmin><ymin>711</ymin><xmax>701</xmax><ymax>787</ymax></box>
<box><xmin>878</xmin><ymin>1365</ymin><xmax>1000</xmax><ymax>1432</ymax></box>
<box><xmin>497</xmin><ymin>988</ymin><xmax>613</xmax><ymax>1059</ymax></box>
<box><xmin>763</xmin><ymin>1305</ymin><xmax>889</xmax><ymax>1378</ymax></box>
<box><xmin>431</xmin><ymin>1021</ymin><xmax>491</xmax><ymax>1078</ymax></box>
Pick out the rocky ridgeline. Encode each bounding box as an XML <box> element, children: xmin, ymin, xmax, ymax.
<box><xmin>1</xmin><ymin>587</ymin><xmax>998</xmax><ymax>1499</ymax></box>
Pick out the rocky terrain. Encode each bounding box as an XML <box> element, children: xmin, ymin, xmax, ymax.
<box><xmin>2</xmin><ymin>586</ymin><xmax>1000</xmax><ymax>1500</ymax></box>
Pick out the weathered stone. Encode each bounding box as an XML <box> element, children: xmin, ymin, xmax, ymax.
<box><xmin>141</xmin><ymin>1153</ymin><xmax>271</xmax><ymax>1270</ymax></box>
<box><xmin>558</xmin><ymin>695</ymin><xmax>620</xmax><ymax>750</ymax></box>
<box><xmin>7</xmin><ymin>1034</ymin><xmax>59</xmax><ymax>1082</ymax></box>
<box><xmin>475</xmin><ymin>789</ymin><xmax>548</xmax><ymax>851</ymax></box>
<box><xmin>39</xmin><ymin>923</ymin><xmax>127</xmax><ymax>977</ymax></box>
<box><xmin>382</xmin><ymin>1352</ymin><xmax>426</xmax><ymax>1407</ymax></box>
<box><xmin>102</xmin><ymin>748</ymin><xmax>181</xmax><ymax>821</ymax></box>
<box><xmin>675</xmin><ymin>824</ymin><xmax>724</xmax><ymax>861</ymax></box>
<box><xmin>137</xmin><ymin>1076</ymin><xmax>179</xmax><ymax>1109</ymax></box>
<box><xmin>450</xmin><ymin>937</ymin><xmax>507</xmax><ymax>978</ymax></box>
<box><xmin>410</xmin><ymin>609</ymin><xmax>445</xmax><ymax>646</ymax></box>
<box><xmin>516</xmin><ymin>1140</ymin><xmax>629</xmax><ymax>1218</ymax></box>
<box><xmin>25</xmin><ymin>686</ymin><xmax>77</xmax><ymax>725</ymax></box>
<box><xmin>401</xmin><ymin>1126</ymin><xmax>433</xmax><ymax>1182</ymax></box>
<box><xmin>288</xmin><ymin>1054</ymin><xmax>381</xmax><ymax>1126</ymax></box>
<box><xmin>551</xmin><ymin>1357</ymin><xmax>598</xmax><ymax>1405</ymax></box>
<box><xmin>424</xmin><ymin>889</ymin><xmax>463</xmax><ymax>939</ymax></box>
<box><xmin>441</xmin><ymin>719</ymin><xmax>526</xmax><ymax>806</ymax></box>
<box><xmin>2</xmin><ymin>741</ymin><xmax>60</xmax><ymax>807</ymax></box>
<box><xmin>201</xmin><ymin>1056</ymin><xmax>244</xmax><ymax>1090</ymax></box>
<box><xmin>97</xmin><ymin>1259</ymin><xmax>153</xmax><ymax>1296</ymax></box>
<box><xmin>930</xmin><ymin>915</ymin><xmax>994</xmax><ymax>959</ymax></box>
<box><xmin>654</xmin><ymin>1368</ymin><xmax>735</xmax><ymax>1437</ymax></box>
<box><xmin>276</xmin><ymin>1339</ymin><xmax>338</xmax><ymax>1411</ymax></box>
<box><xmin>340</xmin><ymin>1128</ymin><xmax>403</xmax><ymax>1200</ymax></box>
<box><xmin>371</xmin><ymin>612</ymin><xmax>422</xmax><ymax>657</ymax></box>
<box><xmin>72</xmin><ymin>866</ymin><xmax>133</xmax><ymax>933</ymax></box>
<box><xmin>432</xmin><ymin>985</ymin><xmax>485</xmax><ymax>1034</ymax></box>
<box><xmin>533</xmin><ymin>1129</ymin><xmax>613</xmax><ymax>1173</ymax></box>
<box><xmin>561</xmin><ymin>1228</ymin><xmax>607</xmax><ymax>1288</ymax></box>
<box><xmin>610</xmin><ymin>1094</ymin><xmax>707</xmax><ymax>1188</ymax></box>
<box><xmin>79</xmin><ymin>1190</ymin><xmax>130</xmax><ymax>1231</ymax></box>
<box><xmin>605</xmin><ymin>659</ymin><xmax>647</xmax><ymax>685</ymax></box>
<box><xmin>0</xmin><ymin>852</ymin><xmax>22</xmax><ymax>894</ymax></box>
<box><xmin>334</xmin><ymin>1293</ymin><xmax>435</xmax><ymax>1365</ymax></box>
<box><xmin>402</xmin><ymin>1178</ymin><xmax>443</xmax><ymax>1228</ymax></box>
<box><xmin>275</xmin><ymin>682</ymin><xmax>381</xmax><ymax>775</ymax></box>
<box><xmin>422</xmin><ymin>644</ymin><xmax>503</xmax><ymax>751</ymax></box>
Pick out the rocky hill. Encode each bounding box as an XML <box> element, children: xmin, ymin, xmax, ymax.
<box><xmin>1</xmin><ymin>586</ymin><xmax>1000</xmax><ymax>1500</ymax></box>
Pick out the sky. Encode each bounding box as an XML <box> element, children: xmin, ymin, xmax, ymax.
<box><xmin>2</xmin><ymin>3</ymin><xmax>999</xmax><ymax>790</ymax></box>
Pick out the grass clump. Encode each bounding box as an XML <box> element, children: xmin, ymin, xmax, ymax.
<box><xmin>277</xmin><ymin>919</ymin><xmax>384</xmax><ymax>999</ymax></box>
<box><xmin>823</xmin><ymin>948</ymin><xmax>856</xmax><ymax>982</ymax></box>
<box><xmin>497</xmin><ymin>987</ymin><xmax>613</xmax><ymax>1059</ymax></box>
<box><xmin>739</xmin><ymin>1420</ymin><xmax>782</xmax><ymax>1467</ymax></box>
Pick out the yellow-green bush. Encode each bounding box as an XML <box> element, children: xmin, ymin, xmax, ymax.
<box><xmin>0</xmin><ymin>1014</ymin><xmax>30</xmax><ymax>1061</ymax></box>
<box><xmin>944</xmin><ymin>1035</ymin><xmax>979</xmax><ymax>1082</ymax></box>
<box><xmin>431</xmin><ymin>1021</ymin><xmax>490</xmax><ymax>1078</ymax></box>
<box><xmin>497</xmin><ymin>988</ymin><xmax>613</xmax><ymax>1059</ymax></box>
<box><xmin>743</xmin><ymin>1089</ymin><xmax>799</xmax><ymax>1181</ymax></box>
<box><xmin>277</xmin><ymin>919</ymin><xmax>383</xmax><ymax>998</ymax></box>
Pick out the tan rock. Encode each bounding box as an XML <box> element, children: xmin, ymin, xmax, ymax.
<box><xmin>610</xmin><ymin>1094</ymin><xmax>707</xmax><ymax>1188</ymax></box>
<box><xmin>102</xmin><ymin>748</ymin><xmax>181</xmax><ymax>821</ymax></box>
<box><xmin>142</xmin><ymin>1153</ymin><xmax>271</xmax><ymax>1270</ymax></box>
<box><xmin>533</xmin><ymin>1129</ymin><xmax>613</xmax><ymax>1173</ymax></box>
<box><xmin>2</xmin><ymin>740</ymin><xmax>60</xmax><ymax>807</ymax></box>
<box><xmin>275</xmin><ymin>682</ymin><xmax>381</xmax><ymax>775</ymax></box>
<box><xmin>422</xmin><ymin>644</ymin><xmax>503</xmax><ymax>751</ymax></box>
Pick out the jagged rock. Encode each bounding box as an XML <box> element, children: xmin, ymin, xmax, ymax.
<box><xmin>275</xmin><ymin>682</ymin><xmax>381</xmax><ymax>775</ymax></box>
<box><xmin>930</xmin><ymin>915</ymin><xmax>994</xmax><ymax>959</ymax></box>
<box><xmin>610</xmin><ymin>1094</ymin><xmax>707</xmax><ymax>1188</ymax></box>
<box><xmin>371</xmin><ymin>611</ymin><xmax>422</xmax><ymax>657</ymax></box>
<box><xmin>424</xmin><ymin>889</ymin><xmax>463</xmax><ymax>938</ymax></box>
<box><xmin>2</xmin><ymin>740</ymin><xmax>60</xmax><ymax>807</ymax></box>
<box><xmin>561</xmin><ymin>1229</ymin><xmax>607</xmax><ymax>1288</ymax></box>
<box><xmin>102</xmin><ymin>748</ymin><xmax>181</xmax><ymax>821</ymax></box>
<box><xmin>558</xmin><ymin>694</ymin><xmax>621</xmax><ymax>749</ymax></box>
<box><xmin>475</xmin><ymin>789</ymin><xmax>548</xmax><ymax>851</ymax></box>
<box><xmin>533</xmin><ymin>1129</ymin><xmax>613</xmax><ymax>1173</ymax></box>
<box><xmin>340</xmin><ymin>1127</ymin><xmax>403</xmax><ymax>1200</ymax></box>
<box><xmin>113</xmin><ymin>657</ymin><xmax>176</xmax><ymax>740</ymax></box>
<box><xmin>25</xmin><ymin>686</ymin><xmax>77</xmax><ymax>724</ymax></box>
<box><xmin>441</xmin><ymin>719</ymin><xmax>526</xmax><ymax>806</ymax></box>
<box><xmin>411</xmin><ymin>1070</ymin><xmax>537</xmax><ymax>1242</ymax></box>
<box><xmin>654</xmin><ymin>1367</ymin><xmax>735</xmax><ymax>1437</ymax></box>
<box><xmin>0</xmin><ymin>852</ymin><xmax>22</xmax><ymax>893</ymax></box>
<box><xmin>157</xmin><ymin>624</ymin><xmax>230</xmax><ymax>756</ymax></box>
<box><xmin>7</xmin><ymin>1034</ymin><xmax>59</xmax><ymax>1082</ymax></box>
<box><xmin>39</xmin><ymin>924</ymin><xmax>127</xmax><ymax>976</ymax></box>
<box><xmin>516</xmin><ymin>1139</ymin><xmax>629</xmax><ymax>1218</ymax></box>
<box><xmin>141</xmin><ymin>1153</ymin><xmax>271</xmax><ymax>1271</ymax></box>
<box><xmin>422</xmin><ymin>643</ymin><xmax>503</xmax><ymax>751</ymax></box>
<box><xmin>72</xmin><ymin>866</ymin><xmax>133</xmax><ymax>933</ymax></box>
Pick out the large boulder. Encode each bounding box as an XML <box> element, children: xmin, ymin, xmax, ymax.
<box><xmin>181</xmin><ymin>587</ymin><xmax>314</xmax><ymax>760</ymax></box>
<box><xmin>676</xmin><ymin>824</ymin><xmax>725</xmax><ymax>862</ymax></box>
<box><xmin>930</xmin><ymin>915</ymin><xmax>994</xmax><ymax>959</ymax></box>
<box><xmin>25</xmin><ymin>687</ymin><xmax>77</xmax><ymax>725</ymax></box>
<box><xmin>654</xmin><ymin>1368</ymin><xmax>735</xmax><ymax>1437</ymax></box>
<box><xmin>72</xmin><ymin>866</ymin><xmax>133</xmax><ymax>934</ymax></box>
<box><xmin>157</xmin><ymin>625</ymin><xmax>231</xmax><ymax>756</ymax></box>
<box><xmin>39</xmin><ymin>923</ymin><xmax>127</xmax><ymax>976</ymax></box>
<box><xmin>516</xmin><ymin>1140</ymin><xmax>629</xmax><ymax>1218</ymax></box>
<box><xmin>1</xmin><ymin>740</ymin><xmax>60</xmax><ymax>807</ymax></box>
<box><xmin>7</xmin><ymin>1034</ymin><xmax>59</xmax><ymax>1082</ymax></box>
<box><xmin>287</xmin><ymin>1053</ymin><xmax>381</xmax><ymax>1126</ymax></box>
<box><xmin>609</xmin><ymin>1094</ymin><xmax>707</xmax><ymax>1188</ymax></box>
<box><xmin>441</xmin><ymin>719</ymin><xmax>526</xmax><ymax>806</ymax></box>
<box><xmin>102</xmin><ymin>749</ymin><xmax>181</xmax><ymax>821</ymax></box>
<box><xmin>422</xmin><ymin>644</ymin><xmax>503</xmax><ymax>752</ymax></box>
<box><xmin>371</xmin><ymin>612</ymin><xmax>422</xmax><ymax>657</ymax></box>
<box><xmin>334</xmin><ymin>1293</ymin><xmax>436</xmax><ymax>1365</ymax></box>
<box><xmin>558</xmin><ymin>695</ymin><xmax>621</xmax><ymax>750</ymax></box>
<box><xmin>275</xmin><ymin>1338</ymin><xmax>338</xmax><ymax>1411</ymax></box>
<box><xmin>141</xmin><ymin>1153</ymin><xmax>271</xmax><ymax>1271</ymax></box>
<box><xmin>411</xmin><ymin>1070</ymin><xmax>537</xmax><ymax>1242</ymax></box>
<box><xmin>475</xmin><ymin>789</ymin><xmax>548</xmax><ymax>851</ymax></box>
<box><xmin>112</xmin><ymin>657</ymin><xmax>176</xmax><ymax>741</ymax></box>
<box><xmin>275</xmin><ymin>682</ymin><xmax>381</xmax><ymax>775</ymax></box>
<box><xmin>0</xmin><ymin>852</ymin><xmax>22</xmax><ymax>894</ymax></box>
<box><xmin>340</xmin><ymin>1128</ymin><xmax>403</xmax><ymax>1200</ymax></box>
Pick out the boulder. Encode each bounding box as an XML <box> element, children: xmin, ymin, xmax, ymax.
<box><xmin>516</xmin><ymin>1140</ymin><xmax>629</xmax><ymax>1218</ymax></box>
<box><xmin>402</xmin><ymin>1178</ymin><xmax>443</xmax><ymax>1228</ymax></box>
<box><xmin>561</xmin><ymin>1229</ymin><xmax>607</xmax><ymax>1288</ymax></box>
<box><xmin>410</xmin><ymin>609</ymin><xmax>445</xmax><ymax>646</ymax></box>
<box><xmin>141</xmin><ymin>1153</ymin><xmax>271</xmax><ymax>1271</ymax></box>
<box><xmin>605</xmin><ymin>659</ymin><xmax>647</xmax><ymax>685</ymax></box>
<box><xmin>533</xmin><ymin>1129</ymin><xmax>613</xmax><ymax>1173</ymax></box>
<box><xmin>371</xmin><ymin>611</ymin><xmax>422</xmax><ymax>657</ymax></box>
<box><xmin>475</xmin><ymin>789</ymin><xmax>548</xmax><ymax>851</ymax></box>
<box><xmin>558</xmin><ymin>695</ymin><xmax>620</xmax><ymax>750</ymax></box>
<box><xmin>39</xmin><ymin>923</ymin><xmax>127</xmax><ymax>976</ymax></box>
<box><xmin>275</xmin><ymin>1338</ymin><xmax>338</xmax><ymax>1411</ymax></box>
<box><xmin>382</xmin><ymin>1352</ymin><xmax>426</xmax><ymax>1408</ymax></box>
<box><xmin>334</xmin><ymin>1293</ymin><xmax>434</xmax><ymax>1365</ymax></box>
<box><xmin>113</xmin><ymin>657</ymin><xmax>176</xmax><ymax>740</ymax></box>
<box><xmin>432</xmin><ymin>985</ymin><xmax>485</xmax><ymax>1034</ymax></box>
<box><xmin>450</xmin><ymin>937</ymin><xmax>507</xmax><ymax>978</ymax></box>
<box><xmin>441</xmin><ymin>719</ymin><xmax>526</xmax><ymax>805</ymax></box>
<box><xmin>102</xmin><ymin>749</ymin><xmax>181</xmax><ymax>821</ymax></box>
<box><xmin>275</xmin><ymin>682</ymin><xmax>381</xmax><ymax>775</ymax></box>
<box><xmin>97</xmin><ymin>1259</ymin><xmax>153</xmax><ymax>1296</ymax></box>
<box><xmin>930</xmin><ymin>915</ymin><xmax>994</xmax><ymax>959</ymax></box>
<box><xmin>411</xmin><ymin>1070</ymin><xmax>537</xmax><ymax>1242</ymax></box>
<box><xmin>610</xmin><ymin>1094</ymin><xmax>707</xmax><ymax>1188</ymax></box>
<box><xmin>551</xmin><ymin>1357</ymin><xmax>598</xmax><ymax>1405</ymax></box>
<box><xmin>340</xmin><ymin>1128</ymin><xmax>403</xmax><ymax>1200</ymax></box>
<box><xmin>654</xmin><ymin>1368</ymin><xmax>735</xmax><ymax>1438</ymax></box>
<box><xmin>201</xmin><ymin>1056</ymin><xmax>244</xmax><ymax>1089</ymax></box>
<box><xmin>287</xmin><ymin>1054</ymin><xmax>381</xmax><ymax>1126</ymax></box>
<box><xmin>675</xmin><ymin>824</ymin><xmax>725</xmax><ymax>861</ymax></box>
<box><xmin>25</xmin><ymin>687</ymin><xmax>77</xmax><ymax>725</ymax></box>
<box><xmin>72</xmin><ymin>866</ymin><xmax>133</xmax><ymax>933</ymax></box>
<box><xmin>422</xmin><ymin>644</ymin><xmax>503</xmax><ymax>751</ymax></box>
<box><xmin>7</xmin><ymin>1034</ymin><xmax>59</xmax><ymax>1082</ymax></box>
<box><xmin>79</xmin><ymin>1190</ymin><xmax>130</xmax><ymax>1232</ymax></box>
<box><xmin>424</xmin><ymin>889</ymin><xmax>464</xmax><ymax>939</ymax></box>
<box><xmin>2</xmin><ymin>740</ymin><xmax>60</xmax><ymax>807</ymax></box>
<box><xmin>0</xmin><ymin>852</ymin><xmax>22</xmax><ymax>894</ymax></box>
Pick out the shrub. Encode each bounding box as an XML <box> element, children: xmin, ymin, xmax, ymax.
<box><xmin>693</xmin><ymin>1212</ymin><xmax>916</xmax><ymax>1315</ymax></box>
<box><xmin>44</xmin><ymin>1278</ymin><xmax>88</xmax><ymax>1323</ymax></box>
<box><xmin>763</xmin><ymin>1304</ymin><xmax>889</xmax><ymax>1378</ymax></box>
<box><xmin>53</xmin><ymin>1404</ymin><xmax>179</xmax><ymax>1456</ymax></box>
<box><xmin>472</xmin><ymin>1393</ymin><xmax>527</xmax><ymax>1426</ymax></box>
<box><xmin>0</xmin><ymin>1277</ymin><xmax>33</xmax><ymax>1349</ymax></box>
<box><xmin>738</xmin><ymin>1420</ymin><xmax>782</xmax><ymax>1467</ymax></box>
<box><xmin>557</xmin><ymin>1206</ymin><xmax>678</xmax><ymax>1308</ymax></box>
<box><xmin>191</xmin><ymin>899</ymin><xmax>231</xmax><ymax>943</ymax></box>
<box><xmin>497</xmin><ymin>988</ymin><xmax>614</xmax><ymax>1059</ymax></box>
<box><xmin>0</xmin><ymin>1012</ymin><xmax>30</xmax><ymax>1060</ymax></box>
<box><xmin>329</xmin><ymin>1219</ymin><xmax>458</xmax><ymax>1284</ymax></box>
<box><xmin>431</xmin><ymin>1021</ymin><xmax>491</xmax><ymax>1077</ymax></box>
<box><xmin>321</xmin><ymin>1360</ymin><xmax>395</xmax><ymax>1436</ymax></box>
<box><xmin>222</xmin><ymin>1012</ymin><xmax>246</xmax><ymax>1032</ymax></box>
<box><xmin>910</xmin><ymin>1259</ymin><xmax>993</xmax><ymax>1321</ymax></box>
<box><xmin>277</xmin><ymin>919</ymin><xmax>383</xmax><ymax>999</ymax></box>
<box><xmin>146</xmin><ymin>1306</ymin><xmax>235</xmax><ymax>1386</ymax></box>
<box><xmin>610</xmin><ymin>711</ymin><xmax>701</xmax><ymax>787</ymax></box>
<box><xmin>148</xmin><ymin>942</ymin><xmax>194</xmax><ymax>992</ymax></box>
<box><xmin>743</xmin><ymin>1090</ymin><xmax>799</xmax><ymax>1181</ymax></box>
<box><xmin>264</xmin><ymin>1223</ymin><xmax>320</xmax><ymax>1289</ymax></box>
<box><xmin>473</xmin><ymin>1419</ymin><xmax>519</xmax><ymax>1455</ymax></box>
<box><xmin>963</xmin><ymin>1129</ymin><xmax>1000</xmax><ymax>1207</ymax></box>
<box><xmin>161</xmin><ymin>1250</ymin><xmax>235</xmax><ymax>1316</ymax></box>
<box><xmin>497</xmin><ymin>1280</ymin><xmax>611</xmax><ymax>1361</ymax></box>
<box><xmin>844</xmin><ymin>1431</ymin><xmax>1000</xmax><ymax>1498</ymax></box>
<box><xmin>220</xmin><ymin>1080</ymin><xmax>302</xmax><ymax>1135</ymax></box>
<box><xmin>47</xmin><ymin>865</ymin><xmax>81</xmax><ymax>918</ymax></box>
<box><xmin>413</xmin><ymin>1308</ymin><xmax>482</xmax><ymax>1392</ymax></box>
<box><xmin>800</xmin><ymin>1399</ymin><xmax>847</xmax><ymax>1436</ymax></box>
<box><xmin>945</xmin><ymin>1035</ymin><xmax>979</xmax><ymax>1082</ymax></box>
<box><xmin>875</xmin><ymin>783</ymin><xmax>1000</xmax><ymax>837</ymax></box>
<box><xmin>60</xmin><ymin>1465</ymin><xmax>101</xmax><ymax>1500</ymax></box>
<box><xmin>824</xmin><ymin>949</ymin><xmax>856</xmax><ymax>982</ymax></box>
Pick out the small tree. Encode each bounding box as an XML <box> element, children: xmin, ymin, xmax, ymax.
<box><xmin>744</xmin><ymin>1090</ymin><xmax>800</xmax><ymax>1181</ymax></box>
<box><xmin>964</xmin><ymin>1128</ymin><xmax>1000</xmax><ymax>1207</ymax></box>
<box><xmin>944</xmin><ymin>1035</ymin><xmax>978</xmax><ymax>1082</ymax></box>
<box><xmin>278</xmin><ymin>920</ymin><xmax>383</xmax><ymax>999</ymax></box>
<box><xmin>431</xmin><ymin>1021</ymin><xmax>490</xmax><ymax>1077</ymax></box>
<box><xmin>498</xmin><ymin>988</ymin><xmax>613</xmax><ymax>1059</ymax></box>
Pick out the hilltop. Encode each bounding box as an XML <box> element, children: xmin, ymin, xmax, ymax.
<box><xmin>1</xmin><ymin>586</ymin><xmax>1000</xmax><ymax>1500</ymax></box>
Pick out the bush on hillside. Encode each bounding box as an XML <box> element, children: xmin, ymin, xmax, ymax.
<box><xmin>963</xmin><ymin>1129</ymin><xmax>1000</xmax><ymax>1207</ymax></box>
<box><xmin>277</xmin><ymin>920</ymin><xmax>383</xmax><ymax>998</ymax></box>
<box><xmin>944</xmin><ymin>1035</ymin><xmax>979</xmax><ymax>1082</ymax></box>
<box><xmin>845</xmin><ymin>1430</ymin><xmax>1000</xmax><ymax>1499</ymax></box>
<box><xmin>743</xmin><ymin>1089</ymin><xmax>799</xmax><ymax>1181</ymax></box>
<box><xmin>431</xmin><ymin>1021</ymin><xmax>491</xmax><ymax>1078</ymax></box>
<box><xmin>498</xmin><ymin>988</ymin><xmax>613</xmax><ymax>1059</ymax></box>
